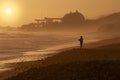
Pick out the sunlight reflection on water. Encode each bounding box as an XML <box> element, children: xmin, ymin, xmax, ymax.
<box><xmin>0</xmin><ymin>32</ymin><xmax>99</xmax><ymax>72</ymax></box>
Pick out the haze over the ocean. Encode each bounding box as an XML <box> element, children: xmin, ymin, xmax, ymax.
<box><xmin>0</xmin><ymin>0</ymin><xmax>120</xmax><ymax>26</ymax></box>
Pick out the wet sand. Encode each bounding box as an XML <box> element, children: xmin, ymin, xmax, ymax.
<box><xmin>2</xmin><ymin>37</ymin><xmax>120</xmax><ymax>80</ymax></box>
<box><xmin>0</xmin><ymin>42</ymin><xmax>78</xmax><ymax>73</ymax></box>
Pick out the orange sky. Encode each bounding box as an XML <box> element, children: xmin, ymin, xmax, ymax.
<box><xmin>0</xmin><ymin>0</ymin><xmax>120</xmax><ymax>27</ymax></box>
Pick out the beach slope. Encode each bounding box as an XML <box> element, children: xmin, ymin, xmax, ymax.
<box><xmin>3</xmin><ymin>38</ymin><xmax>120</xmax><ymax>80</ymax></box>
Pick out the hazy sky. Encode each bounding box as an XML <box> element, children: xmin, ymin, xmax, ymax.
<box><xmin>0</xmin><ymin>0</ymin><xmax>120</xmax><ymax>27</ymax></box>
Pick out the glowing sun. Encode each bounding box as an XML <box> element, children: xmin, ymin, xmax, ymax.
<box><xmin>0</xmin><ymin>1</ymin><xmax>21</xmax><ymax>23</ymax></box>
<box><xmin>5</xmin><ymin>8</ymin><xmax>12</xmax><ymax>14</ymax></box>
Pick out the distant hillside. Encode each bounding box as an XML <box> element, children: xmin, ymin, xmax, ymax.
<box><xmin>96</xmin><ymin>12</ymin><xmax>120</xmax><ymax>33</ymax></box>
<box><xmin>19</xmin><ymin>11</ymin><xmax>120</xmax><ymax>33</ymax></box>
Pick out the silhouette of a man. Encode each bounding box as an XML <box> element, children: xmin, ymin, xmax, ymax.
<box><xmin>78</xmin><ymin>36</ymin><xmax>83</xmax><ymax>48</ymax></box>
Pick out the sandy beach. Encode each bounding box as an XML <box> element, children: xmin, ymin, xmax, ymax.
<box><xmin>0</xmin><ymin>36</ymin><xmax>120</xmax><ymax>80</ymax></box>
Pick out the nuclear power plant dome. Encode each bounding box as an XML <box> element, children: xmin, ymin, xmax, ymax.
<box><xmin>62</xmin><ymin>10</ymin><xmax>85</xmax><ymax>25</ymax></box>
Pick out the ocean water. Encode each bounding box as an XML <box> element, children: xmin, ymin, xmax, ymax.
<box><xmin>0</xmin><ymin>31</ymin><xmax>99</xmax><ymax>72</ymax></box>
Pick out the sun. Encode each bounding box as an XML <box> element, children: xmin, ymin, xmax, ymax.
<box><xmin>0</xmin><ymin>1</ymin><xmax>21</xmax><ymax>23</ymax></box>
<box><xmin>5</xmin><ymin>8</ymin><xmax>12</xmax><ymax>14</ymax></box>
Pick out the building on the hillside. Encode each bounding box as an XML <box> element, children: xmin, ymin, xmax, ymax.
<box><xmin>61</xmin><ymin>10</ymin><xmax>85</xmax><ymax>25</ymax></box>
<box><xmin>21</xmin><ymin>11</ymin><xmax>85</xmax><ymax>30</ymax></box>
